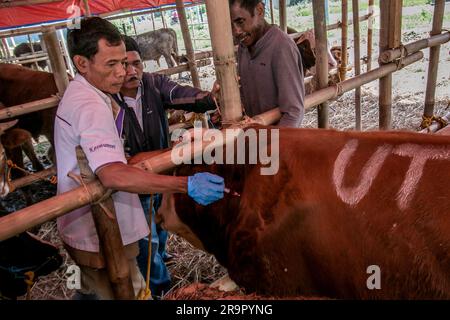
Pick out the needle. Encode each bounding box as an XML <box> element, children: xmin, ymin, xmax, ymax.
<box><xmin>224</xmin><ymin>187</ymin><xmax>241</xmax><ymax>197</ymax></box>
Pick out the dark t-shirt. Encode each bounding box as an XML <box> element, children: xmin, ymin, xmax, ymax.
<box><xmin>237</xmin><ymin>25</ymin><xmax>305</xmax><ymax>127</ymax></box>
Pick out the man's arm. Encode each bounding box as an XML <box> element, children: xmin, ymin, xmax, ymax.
<box><xmin>96</xmin><ymin>162</ymin><xmax>187</xmax><ymax>194</ymax></box>
<box><xmin>153</xmin><ymin>74</ymin><xmax>217</xmax><ymax>113</ymax></box>
<box><xmin>96</xmin><ymin>162</ymin><xmax>224</xmax><ymax>206</ymax></box>
<box><xmin>272</xmin><ymin>41</ymin><xmax>305</xmax><ymax>128</ymax></box>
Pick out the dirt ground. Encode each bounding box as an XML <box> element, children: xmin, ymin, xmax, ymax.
<box><xmin>2</xmin><ymin>4</ymin><xmax>449</xmax><ymax>300</ymax></box>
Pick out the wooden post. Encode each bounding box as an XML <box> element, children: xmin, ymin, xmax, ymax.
<box><xmin>352</xmin><ymin>0</ymin><xmax>361</xmax><ymax>130</ymax></box>
<box><xmin>367</xmin><ymin>0</ymin><xmax>374</xmax><ymax>71</ymax></box>
<box><xmin>151</xmin><ymin>12</ymin><xmax>156</xmax><ymax>30</ymax></box>
<box><xmin>340</xmin><ymin>0</ymin><xmax>348</xmax><ymax>81</ymax></box>
<box><xmin>131</xmin><ymin>16</ymin><xmax>138</xmax><ymax>35</ymax></box>
<box><xmin>205</xmin><ymin>0</ymin><xmax>242</xmax><ymax>124</ymax></box>
<box><xmin>82</xmin><ymin>0</ymin><xmax>91</xmax><ymax>17</ymax></box>
<box><xmin>76</xmin><ymin>147</ymin><xmax>135</xmax><ymax>300</ymax></box>
<box><xmin>279</xmin><ymin>0</ymin><xmax>287</xmax><ymax>33</ymax></box>
<box><xmin>58</xmin><ymin>29</ymin><xmax>75</xmax><ymax>77</ymax></box>
<box><xmin>423</xmin><ymin>0</ymin><xmax>445</xmax><ymax>119</ymax></box>
<box><xmin>27</xmin><ymin>34</ymin><xmax>39</xmax><ymax>70</ymax></box>
<box><xmin>161</xmin><ymin>9</ymin><xmax>167</xmax><ymax>28</ymax></box>
<box><xmin>312</xmin><ymin>0</ymin><xmax>330</xmax><ymax>128</ymax></box>
<box><xmin>269</xmin><ymin>0</ymin><xmax>274</xmax><ymax>24</ymax></box>
<box><xmin>42</xmin><ymin>27</ymin><xmax>69</xmax><ymax>96</ymax></box>
<box><xmin>380</xmin><ymin>32</ymin><xmax>450</xmax><ymax>63</ymax></box>
<box><xmin>378</xmin><ymin>0</ymin><xmax>402</xmax><ymax>130</ymax></box>
<box><xmin>176</xmin><ymin>0</ymin><xmax>201</xmax><ymax>88</ymax></box>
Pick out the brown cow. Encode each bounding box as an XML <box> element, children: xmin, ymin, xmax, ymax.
<box><xmin>144</xmin><ymin>126</ymin><xmax>450</xmax><ymax>299</ymax></box>
<box><xmin>0</xmin><ymin>63</ymin><xmax>58</xmax><ymax>172</ymax></box>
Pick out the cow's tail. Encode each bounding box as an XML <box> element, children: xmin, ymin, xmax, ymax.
<box><xmin>170</xmin><ymin>28</ymin><xmax>180</xmax><ymax>65</ymax></box>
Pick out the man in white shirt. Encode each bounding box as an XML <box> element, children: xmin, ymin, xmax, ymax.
<box><xmin>112</xmin><ymin>35</ymin><xmax>219</xmax><ymax>298</ymax></box>
<box><xmin>55</xmin><ymin>17</ymin><xmax>224</xmax><ymax>299</ymax></box>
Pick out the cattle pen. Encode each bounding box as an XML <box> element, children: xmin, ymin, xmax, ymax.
<box><xmin>0</xmin><ymin>0</ymin><xmax>449</xmax><ymax>301</ymax></box>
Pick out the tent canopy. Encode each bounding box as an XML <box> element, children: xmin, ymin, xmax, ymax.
<box><xmin>0</xmin><ymin>0</ymin><xmax>200</xmax><ymax>30</ymax></box>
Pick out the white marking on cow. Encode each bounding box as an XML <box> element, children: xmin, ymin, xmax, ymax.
<box><xmin>333</xmin><ymin>140</ymin><xmax>450</xmax><ymax>210</ymax></box>
<box><xmin>393</xmin><ymin>144</ymin><xmax>450</xmax><ymax>210</ymax></box>
<box><xmin>333</xmin><ymin>139</ymin><xmax>392</xmax><ymax>206</ymax></box>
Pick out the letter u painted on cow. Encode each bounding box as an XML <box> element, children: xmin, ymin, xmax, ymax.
<box><xmin>333</xmin><ymin>139</ymin><xmax>392</xmax><ymax>207</ymax></box>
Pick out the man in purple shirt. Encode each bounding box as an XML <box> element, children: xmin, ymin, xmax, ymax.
<box><xmin>229</xmin><ymin>0</ymin><xmax>305</xmax><ymax>127</ymax></box>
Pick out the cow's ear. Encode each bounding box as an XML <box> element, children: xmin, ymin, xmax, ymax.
<box><xmin>72</xmin><ymin>55</ymin><xmax>89</xmax><ymax>74</ymax></box>
<box><xmin>0</xmin><ymin>120</ymin><xmax>18</xmax><ymax>135</ymax></box>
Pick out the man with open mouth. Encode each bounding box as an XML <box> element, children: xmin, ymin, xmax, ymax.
<box><xmin>230</xmin><ymin>0</ymin><xmax>305</xmax><ymax>128</ymax></box>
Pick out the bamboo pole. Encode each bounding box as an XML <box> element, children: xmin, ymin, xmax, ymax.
<box><xmin>58</xmin><ymin>29</ymin><xmax>75</xmax><ymax>77</ymax></box>
<box><xmin>2</xmin><ymin>55</ymin><xmax>49</xmax><ymax>65</ymax></box>
<box><xmin>340</xmin><ymin>0</ymin><xmax>348</xmax><ymax>81</ymax></box>
<box><xmin>423</xmin><ymin>0</ymin><xmax>446</xmax><ymax>119</ymax></box>
<box><xmin>379</xmin><ymin>0</ymin><xmax>402</xmax><ymax>130</ymax></box>
<box><xmin>83</xmin><ymin>0</ymin><xmax>91</xmax><ymax>17</ymax></box>
<box><xmin>42</xmin><ymin>27</ymin><xmax>69</xmax><ymax>95</ymax></box>
<box><xmin>279</xmin><ymin>0</ymin><xmax>287</xmax><ymax>33</ymax></box>
<box><xmin>352</xmin><ymin>0</ymin><xmax>361</xmax><ymax>130</ymax></box>
<box><xmin>367</xmin><ymin>0</ymin><xmax>374</xmax><ymax>71</ymax></box>
<box><xmin>76</xmin><ymin>147</ymin><xmax>135</xmax><ymax>300</ymax></box>
<box><xmin>0</xmin><ymin>96</ymin><xmax>59</xmax><ymax>121</ymax></box>
<box><xmin>380</xmin><ymin>32</ymin><xmax>450</xmax><ymax>63</ymax></box>
<box><xmin>205</xmin><ymin>0</ymin><xmax>242</xmax><ymax>124</ymax></box>
<box><xmin>131</xmin><ymin>16</ymin><xmax>137</xmax><ymax>35</ymax></box>
<box><xmin>151</xmin><ymin>12</ymin><xmax>156</xmax><ymax>30</ymax></box>
<box><xmin>156</xmin><ymin>58</ymin><xmax>211</xmax><ymax>76</ymax></box>
<box><xmin>269</xmin><ymin>0</ymin><xmax>274</xmax><ymax>25</ymax></box>
<box><xmin>176</xmin><ymin>0</ymin><xmax>201</xmax><ymax>88</ymax></box>
<box><xmin>0</xmin><ymin>51</ymin><xmax>423</xmax><ymax>242</ymax></box>
<box><xmin>161</xmin><ymin>9</ymin><xmax>167</xmax><ymax>28</ymax></box>
<box><xmin>10</xmin><ymin>167</ymin><xmax>56</xmax><ymax>191</ymax></box>
<box><xmin>312</xmin><ymin>0</ymin><xmax>330</xmax><ymax>128</ymax></box>
<box><xmin>287</xmin><ymin>13</ymin><xmax>373</xmax><ymax>40</ymax></box>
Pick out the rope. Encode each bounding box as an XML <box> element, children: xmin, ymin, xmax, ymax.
<box><xmin>137</xmin><ymin>195</ymin><xmax>154</xmax><ymax>300</ymax></box>
<box><xmin>67</xmin><ymin>171</ymin><xmax>115</xmax><ymax>219</ymax></box>
<box><xmin>24</xmin><ymin>271</ymin><xmax>35</xmax><ymax>300</ymax></box>
<box><xmin>420</xmin><ymin>114</ymin><xmax>449</xmax><ymax>131</ymax></box>
<box><xmin>334</xmin><ymin>82</ymin><xmax>344</xmax><ymax>97</ymax></box>
<box><xmin>395</xmin><ymin>43</ymin><xmax>407</xmax><ymax>70</ymax></box>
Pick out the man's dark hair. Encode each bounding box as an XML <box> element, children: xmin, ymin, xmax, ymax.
<box><xmin>123</xmin><ymin>35</ymin><xmax>141</xmax><ymax>56</ymax></box>
<box><xmin>229</xmin><ymin>0</ymin><xmax>263</xmax><ymax>15</ymax></box>
<box><xmin>67</xmin><ymin>17</ymin><xmax>123</xmax><ymax>60</ymax></box>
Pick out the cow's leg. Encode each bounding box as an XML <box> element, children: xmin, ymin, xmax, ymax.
<box><xmin>7</xmin><ymin>147</ymin><xmax>34</xmax><ymax>206</ymax></box>
<box><xmin>156</xmin><ymin>193</ymin><xmax>205</xmax><ymax>251</ymax></box>
<box><xmin>22</xmin><ymin>138</ymin><xmax>44</xmax><ymax>172</ymax></box>
<box><xmin>210</xmin><ymin>274</ymin><xmax>239</xmax><ymax>292</ymax></box>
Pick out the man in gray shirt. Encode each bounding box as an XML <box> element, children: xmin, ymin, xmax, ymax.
<box><xmin>229</xmin><ymin>0</ymin><xmax>305</xmax><ymax>127</ymax></box>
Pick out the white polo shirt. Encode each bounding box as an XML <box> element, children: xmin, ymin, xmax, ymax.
<box><xmin>54</xmin><ymin>74</ymin><xmax>149</xmax><ymax>252</ymax></box>
<box><xmin>123</xmin><ymin>86</ymin><xmax>143</xmax><ymax>130</ymax></box>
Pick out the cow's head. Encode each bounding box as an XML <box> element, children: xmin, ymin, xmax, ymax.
<box><xmin>0</xmin><ymin>120</ymin><xmax>25</xmax><ymax>197</ymax></box>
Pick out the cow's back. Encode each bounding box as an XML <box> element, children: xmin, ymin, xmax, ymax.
<box><xmin>173</xmin><ymin>127</ymin><xmax>450</xmax><ymax>299</ymax></box>
<box><xmin>0</xmin><ymin>63</ymin><xmax>58</xmax><ymax>140</ymax></box>
<box><xmin>134</xmin><ymin>28</ymin><xmax>178</xmax><ymax>62</ymax></box>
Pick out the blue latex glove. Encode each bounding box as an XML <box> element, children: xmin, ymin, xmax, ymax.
<box><xmin>187</xmin><ymin>172</ymin><xmax>225</xmax><ymax>206</ymax></box>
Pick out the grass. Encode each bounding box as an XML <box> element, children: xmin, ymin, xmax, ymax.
<box><xmin>402</xmin><ymin>9</ymin><xmax>433</xmax><ymax>29</ymax></box>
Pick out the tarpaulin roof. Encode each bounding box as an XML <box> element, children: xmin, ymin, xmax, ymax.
<box><xmin>0</xmin><ymin>0</ymin><xmax>201</xmax><ymax>30</ymax></box>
